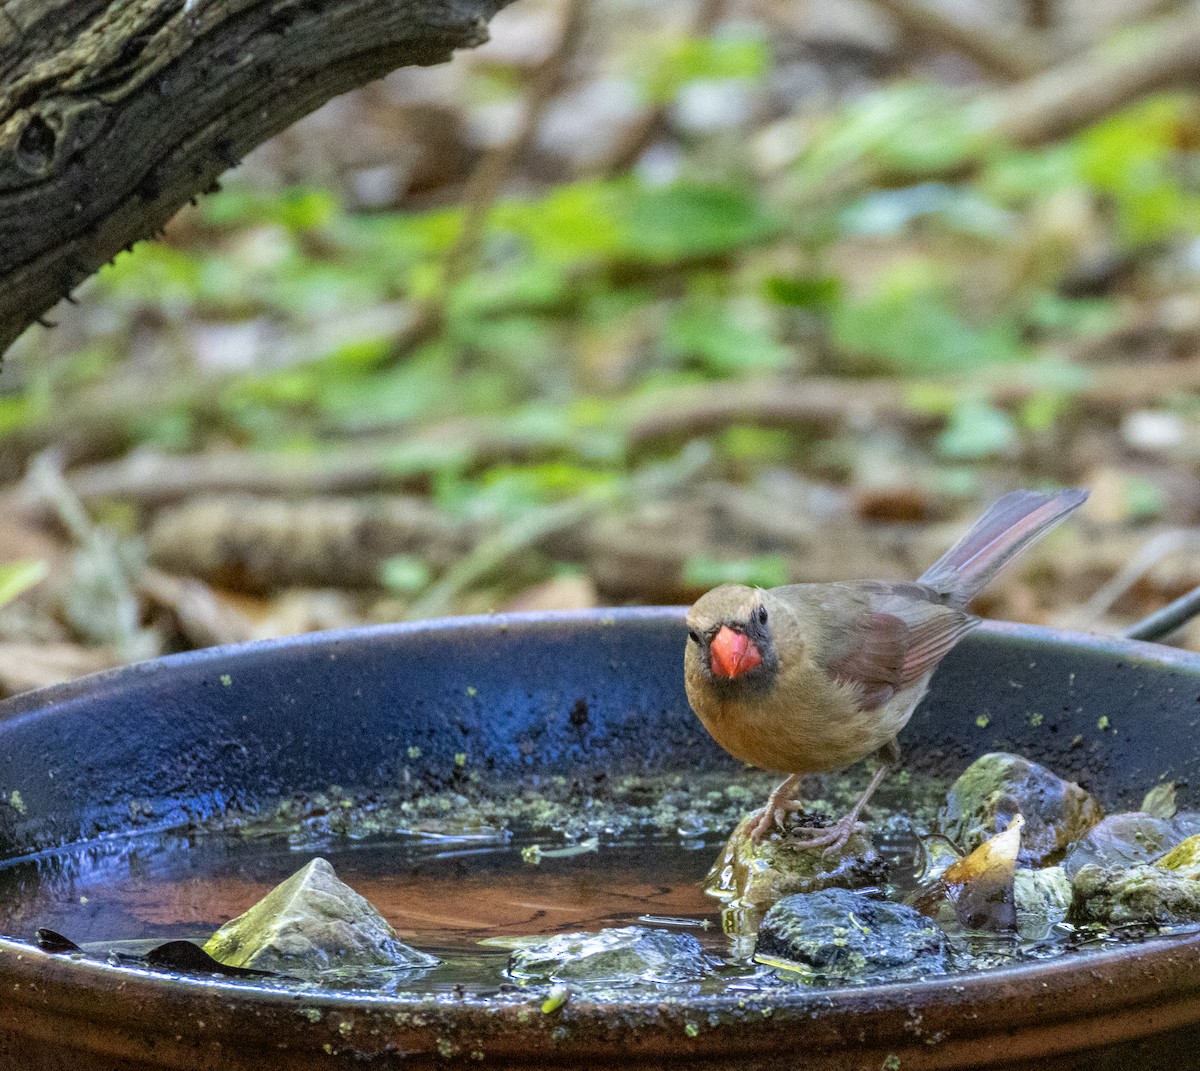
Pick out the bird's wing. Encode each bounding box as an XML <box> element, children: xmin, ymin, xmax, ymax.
<box><xmin>818</xmin><ymin>582</ymin><xmax>979</xmax><ymax>711</ymax></box>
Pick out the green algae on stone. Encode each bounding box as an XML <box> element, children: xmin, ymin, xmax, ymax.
<box><xmin>1072</xmin><ymin>862</ymin><xmax>1200</xmax><ymax>926</ymax></box>
<box><xmin>706</xmin><ymin>812</ymin><xmax>886</xmax><ymax>939</ymax></box>
<box><xmin>213</xmin><ymin>770</ymin><xmax>789</xmax><ymax>847</ymax></box>
<box><xmin>1013</xmin><ymin>866</ymin><xmax>1072</xmax><ymax>940</ymax></box>
<box><xmin>939</xmin><ymin>753</ymin><xmax>1102</xmax><ymax>866</ymax></box>
<box><xmin>203</xmin><ymin>857</ymin><xmax>437</xmax><ymax>974</ymax></box>
<box><xmin>1154</xmin><ymin>834</ymin><xmax>1200</xmax><ymax>878</ymax></box>
<box><xmin>1060</xmin><ymin>812</ymin><xmax>1200</xmax><ymax>878</ymax></box>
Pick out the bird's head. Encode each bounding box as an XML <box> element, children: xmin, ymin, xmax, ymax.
<box><xmin>685</xmin><ymin>584</ymin><xmax>780</xmax><ymax>690</ymax></box>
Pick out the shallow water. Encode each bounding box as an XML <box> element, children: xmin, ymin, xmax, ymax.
<box><xmin>0</xmin><ymin>827</ymin><xmax>745</xmax><ymax>992</ymax></box>
<box><xmin>0</xmin><ymin>774</ymin><xmax>1183</xmax><ymax>994</ymax></box>
<box><xmin>0</xmin><ymin>790</ymin><xmax>954</xmax><ymax>994</ymax></box>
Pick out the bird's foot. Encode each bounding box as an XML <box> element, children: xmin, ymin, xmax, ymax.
<box><xmin>746</xmin><ymin>798</ymin><xmax>804</xmax><ymax>844</ymax></box>
<box><xmin>783</xmin><ymin>813</ymin><xmax>866</xmax><ymax>857</ymax></box>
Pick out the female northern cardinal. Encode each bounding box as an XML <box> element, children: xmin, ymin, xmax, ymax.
<box><xmin>684</xmin><ymin>488</ymin><xmax>1087</xmax><ymax>853</ymax></box>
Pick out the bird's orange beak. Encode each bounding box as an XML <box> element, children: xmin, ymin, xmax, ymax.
<box><xmin>709</xmin><ymin>625</ymin><xmax>762</xmax><ymax>679</ymax></box>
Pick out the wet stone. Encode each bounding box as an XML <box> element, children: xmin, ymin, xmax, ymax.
<box><xmin>756</xmin><ymin>888</ymin><xmax>948</xmax><ymax>984</ymax></box>
<box><xmin>1061</xmin><ymin>812</ymin><xmax>1200</xmax><ymax>878</ymax></box>
<box><xmin>1072</xmin><ymin>863</ymin><xmax>1200</xmax><ymax>927</ymax></box>
<box><xmin>203</xmin><ymin>857</ymin><xmax>437</xmax><ymax>974</ymax></box>
<box><xmin>507</xmin><ymin>926</ymin><xmax>717</xmax><ymax>985</ymax></box>
<box><xmin>1014</xmin><ymin>866</ymin><xmax>1072</xmax><ymax>941</ymax></box>
<box><xmin>939</xmin><ymin>753</ymin><xmax>1102</xmax><ymax>866</ymax></box>
<box><xmin>706</xmin><ymin>812</ymin><xmax>886</xmax><ymax>937</ymax></box>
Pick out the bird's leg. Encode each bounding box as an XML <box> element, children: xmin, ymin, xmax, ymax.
<box><xmin>747</xmin><ymin>774</ymin><xmax>804</xmax><ymax>843</ymax></box>
<box><xmin>786</xmin><ymin>740</ymin><xmax>901</xmax><ymax>856</ymax></box>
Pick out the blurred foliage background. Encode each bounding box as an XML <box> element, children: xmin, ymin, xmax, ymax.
<box><xmin>2</xmin><ymin>0</ymin><xmax>1200</xmax><ymax>693</ymax></box>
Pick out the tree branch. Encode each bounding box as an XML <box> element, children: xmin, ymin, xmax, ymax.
<box><xmin>0</xmin><ymin>0</ymin><xmax>512</xmax><ymax>357</ymax></box>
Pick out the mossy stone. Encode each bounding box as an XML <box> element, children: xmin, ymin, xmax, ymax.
<box><xmin>706</xmin><ymin>812</ymin><xmax>886</xmax><ymax>937</ymax></box>
<box><xmin>1061</xmin><ymin>812</ymin><xmax>1200</xmax><ymax>878</ymax></box>
<box><xmin>203</xmin><ymin>857</ymin><xmax>436</xmax><ymax>974</ymax></box>
<box><xmin>939</xmin><ymin>753</ymin><xmax>1101</xmax><ymax>866</ymax></box>
<box><xmin>1014</xmin><ymin>866</ymin><xmax>1072</xmax><ymax>940</ymax></box>
<box><xmin>757</xmin><ymin>888</ymin><xmax>947</xmax><ymax>984</ymax></box>
<box><xmin>1072</xmin><ymin>863</ymin><xmax>1200</xmax><ymax>926</ymax></box>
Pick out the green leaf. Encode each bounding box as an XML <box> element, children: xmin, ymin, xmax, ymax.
<box><xmin>1120</xmin><ymin>474</ymin><xmax>1167</xmax><ymax>521</ymax></box>
<box><xmin>1018</xmin><ymin>392</ymin><xmax>1069</xmax><ymax>433</ymax></box>
<box><xmin>450</xmin><ymin>259</ymin><xmax>570</xmax><ymax>318</ymax></box>
<box><xmin>936</xmin><ymin>401</ymin><xmax>1018</xmax><ymax>460</ymax></box>
<box><xmin>720</xmin><ymin>427</ymin><xmax>796</xmax><ymax>462</ymax></box>
<box><xmin>683</xmin><ymin>554</ymin><xmax>790</xmax><ymax>590</ymax></box>
<box><xmin>1023</xmin><ymin>292</ymin><xmax>1119</xmax><ymax>337</ymax></box>
<box><xmin>982</xmin><ymin>142</ymin><xmax>1082</xmax><ymax>205</ymax></box>
<box><xmin>451</xmin><ymin>313</ymin><xmax>560</xmax><ymax>371</ymax></box>
<box><xmin>764</xmin><ymin>274</ymin><xmax>841</xmax><ymax>309</ymax></box>
<box><xmin>201</xmin><ymin>186</ymin><xmax>340</xmax><ymax>231</ymax></box>
<box><xmin>1078</xmin><ymin>96</ymin><xmax>1200</xmax><ymax>245</ymax></box>
<box><xmin>340</xmin><ymin>206</ymin><xmax>463</xmax><ymax>270</ymax></box>
<box><xmin>643</xmin><ymin>29</ymin><xmax>771</xmax><ymax>104</ymax></box>
<box><xmin>664</xmin><ymin>295</ymin><xmax>791</xmax><ymax>373</ymax></box>
<box><xmin>618</xmin><ymin>182</ymin><xmax>779</xmax><ymax>262</ymax></box>
<box><xmin>379</xmin><ymin>556</ymin><xmax>432</xmax><ymax>593</ymax></box>
<box><xmin>476</xmin><ymin>463</ymin><xmax>618</xmax><ymax>518</ymax></box>
<box><xmin>796</xmin><ymin>84</ymin><xmax>979</xmax><ymax>188</ymax></box>
<box><xmin>0</xmin><ymin>392</ymin><xmax>49</xmax><ymax>436</ymax></box>
<box><xmin>318</xmin><ymin>361</ymin><xmax>450</xmax><ymax>430</ymax></box>
<box><xmin>831</xmin><ymin>263</ymin><xmax>1029</xmax><ymax>373</ymax></box>
<box><xmin>96</xmin><ymin>244</ymin><xmax>205</xmax><ymax>309</ymax></box>
<box><xmin>127</xmin><ymin>409</ymin><xmax>196</xmax><ymax>451</ymax></box>
<box><xmin>0</xmin><ymin>561</ymin><xmax>48</xmax><ymax>609</ymax></box>
<box><xmin>492</xmin><ymin>181</ymin><xmax>624</xmax><ymax>263</ymax></box>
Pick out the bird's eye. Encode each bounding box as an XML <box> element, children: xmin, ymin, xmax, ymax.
<box><xmin>756</xmin><ymin>605</ymin><xmax>768</xmax><ymax>625</ymax></box>
<box><xmin>687</xmin><ymin>629</ymin><xmax>700</xmax><ymax>643</ymax></box>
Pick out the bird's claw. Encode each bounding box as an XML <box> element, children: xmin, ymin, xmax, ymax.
<box><xmin>783</xmin><ymin>815</ymin><xmax>866</xmax><ymax>857</ymax></box>
<box><xmin>746</xmin><ymin>800</ymin><xmax>803</xmax><ymax>844</ymax></box>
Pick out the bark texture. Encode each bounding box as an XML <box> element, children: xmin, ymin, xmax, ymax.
<box><xmin>0</xmin><ymin>0</ymin><xmax>509</xmax><ymax>356</ymax></box>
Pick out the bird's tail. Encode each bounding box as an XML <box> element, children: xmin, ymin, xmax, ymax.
<box><xmin>919</xmin><ymin>488</ymin><xmax>1088</xmax><ymax>608</ymax></box>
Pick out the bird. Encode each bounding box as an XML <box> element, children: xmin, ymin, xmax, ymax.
<box><xmin>683</xmin><ymin>487</ymin><xmax>1088</xmax><ymax>854</ymax></box>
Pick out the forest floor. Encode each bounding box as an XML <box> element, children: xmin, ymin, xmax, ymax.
<box><xmin>1</xmin><ymin>0</ymin><xmax>1199</xmax><ymax>695</ymax></box>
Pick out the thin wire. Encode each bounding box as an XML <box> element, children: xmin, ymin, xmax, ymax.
<box><xmin>1122</xmin><ymin>585</ymin><xmax>1200</xmax><ymax>643</ymax></box>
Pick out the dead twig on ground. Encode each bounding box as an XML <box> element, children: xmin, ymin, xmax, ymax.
<box><xmin>22</xmin><ymin>452</ymin><xmax>159</xmax><ymax>660</ymax></box>
<box><xmin>138</xmin><ymin>569</ymin><xmax>257</xmax><ymax>648</ymax></box>
<box><xmin>858</xmin><ymin>0</ymin><xmax>1051</xmax><ymax>80</ymax></box>
<box><xmin>0</xmin><ymin>642</ymin><xmax>120</xmax><ymax>698</ymax></box>
<box><xmin>147</xmin><ymin>495</ymin><xmax>471</xmax><ymax>591</ymax></box>
<box><xmin>406</xmin><ymin>441</ymin><xmax>712</xmax><ymax>618</ymax></box>
<box><xmin>417</xmin><ymin>0</ymin><xmax>589</xmax><ymax>343</ymax></box>
<box><xmin>9</xmin><ymin>354</ymin><xmax>1200</xmax><ymax>511</ymax></box>
<box><xmin>984</xmin><ymin>8</ymin><xmax>1200</xmax><ymax>147</ymax></box>
<box><xmin>595</xmin><ymin>0</ymin><xmax>726</xmax><ymax>176</ymax></box>
<box><xmin>1060</xmin><ymin>530</ymin><xmax>1200</xmax><ymax>632</ymax></box>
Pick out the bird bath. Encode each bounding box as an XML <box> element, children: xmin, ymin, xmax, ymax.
<box><xmin>2</xmin><ymin>608</ymin><xmax>1200</xmax><ymax>1069</ymax></box>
